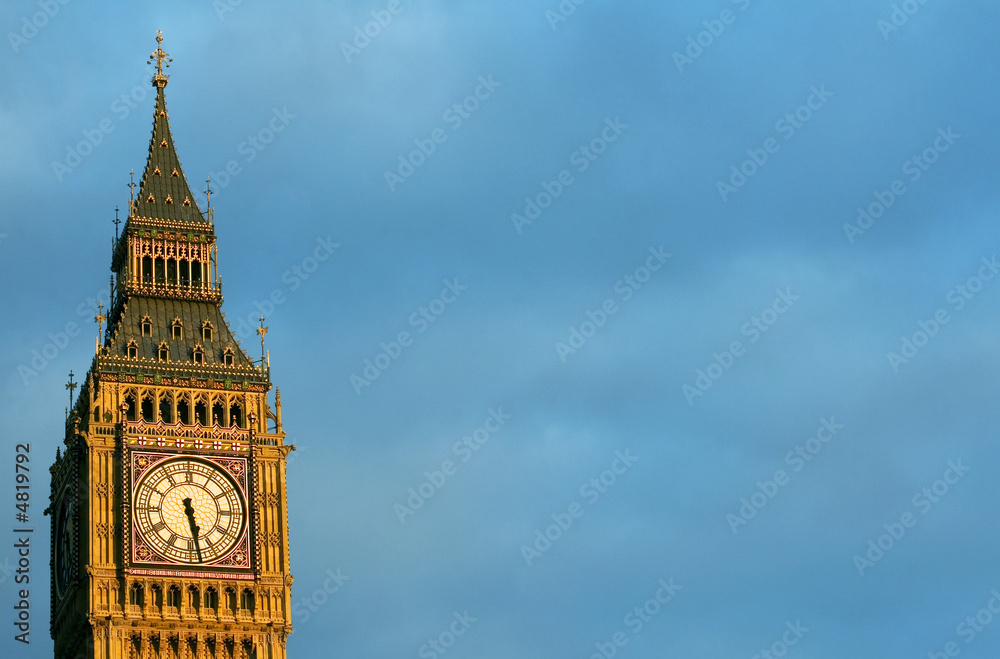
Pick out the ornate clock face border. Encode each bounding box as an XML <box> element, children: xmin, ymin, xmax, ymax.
<box><xmin>125</xmin><ymin>450</ymin><xmax>254</xmax><ymax>575</ymax></box>
<box><xmin>52</xmin><ymin>483</ymin><xmax>78</xmax><ymax>600</ymax></box>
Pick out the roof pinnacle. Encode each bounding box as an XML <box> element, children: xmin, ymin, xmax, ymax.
<box><xmin>149</xmin><ymin>29</ymin><xmax>172</xmax><ymax>86</ymax></box>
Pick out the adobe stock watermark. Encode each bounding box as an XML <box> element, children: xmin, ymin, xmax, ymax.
<box><xmin>340</xmin><ymin>0</ymin><xmax>413</xmax><ymax>63</ymax></box>
<box><xmin>877</xmin><ymin>0</ymin><xmax>932</xmax><ymax>41</ymax></box>
<box><xmin>750</xmin><ymin>621</ymin><xmax>810</xmax><ymax>659</ymax></box>
<box><xmin>213</xmin><ymin>0</ymin><xmax>245</xmax><ymax>21</ymax></box>
<box><xmin>418</xmin><ymin>610</ymin><xmax>476</xmax><ymax>659</ymax></box>
<box><xmin>384</xmin><ymin>75</ymin><xmax>502</xmax><ymax>192</ymax></box>
<box><xmin>672</xmin><ymin>0</ymin><xmax>753</xmax><ymax>73</ymax></box>
<box><xmin>586</xmin><ymin>577</ymin><xmax>681</xmax><ymax>659</ymax></box>
<box><xmin>18</xmin><ymin>287</ymin><xmax>108</xmax><ymax>386</ymax></box>
<box><xmin>682</xmin><ymin>288</ymin><xmax>799</xmax><ymax>405</ymax></box>
<box><xmin>519</xmin><ymin>449</ymin><xmax>638</xmax><ymax>567</ymax></box>
<box><xmin>716</xmin><ymin>84</ymin><xmax>833</xmax><ymax>201</ymax></box>
<box><xmin>511</xmin><ymin>117</ymin><xmax>628</xmax><ymax>234</ymax></box>
<box><xmin>350</xmin><ymin>278</ymin><xmax>467</xmax><ymax>394</ymax></box>
<box><xmin>394</xmin><ymin>407</ymin><xmax>511</xmax><ymax>523</ymax></box>
<box><xmin>232</xmin><ymin>236</ymin><xmax>340</xmax><ymax>341</ymax></box>
<box><xmin>843</xmin><ymin>127</ymin><xmax>960</xmax><ymax>243</ymax></box>
<box><xmin>290</xmin><ymin>567</ymin><xmax>350</xmax><ymax>624</ymax></box>
<box><xmin>208</xmin><ymin>107</ymin><xmax>296</xmax><ymax>191</ymax></box>
<box><xmin>726</xmin><ymin>417</ymin><xmax>844</xmax><ymax>534</ymax></box>
<box><xmin>853</xmin><ymin>459</ymin><xmax>970</xmax><ymax>576</ymax></box>
<box><xmin>0</xmin><ymin>554</ymin><xmax>14</xmax><ymax>586</ymax></box>
<box><xmin>886</xmin><ymin>255</ymin><xmax>997</xmax><ymax>372</ymax></box>
<box><xmin>51</xmin><ymin>71</ymin><xmax>152</xmax><ymax>182</ymax></box>
<box><xmin>927</xmin><ymin>588</ymin><xmax>1000</xmax><ymax>658</ymax></box>
<box><xmin>7</xmin><ymin>0</ymin><xmax>71</xmax><ymax>53</ymax></box>
<box><xmin>555</xmin><ymin>246</ymin><xmax>671</xmax><ymax>362</ymax></box>
<box><xmin>545</xmin><ymin>0</ymin><xmax>587</xmax><ymax>30</ymax></box>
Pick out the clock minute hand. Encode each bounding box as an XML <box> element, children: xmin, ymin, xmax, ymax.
<box><xmin>182</xmin><ymin>497</ymin><xmax>203</xmax><ymax>563</ymax></box>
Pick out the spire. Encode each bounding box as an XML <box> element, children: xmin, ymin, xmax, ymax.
<box><xmin>133</xmin><ymin>30</ymin><xmax>205</xmax><ymax>226</ymax></box>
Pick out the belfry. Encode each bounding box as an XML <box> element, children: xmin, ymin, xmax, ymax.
<box><xmin>48</xmin><ymin>31</ymin><xmax>294</xmax><ymax>659</ymax></box>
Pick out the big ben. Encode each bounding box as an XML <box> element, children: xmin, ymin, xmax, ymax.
<box><xmin>48</xmin><ymin>31</ymin><xmax>294</xmax><ymax>659</ymax></box>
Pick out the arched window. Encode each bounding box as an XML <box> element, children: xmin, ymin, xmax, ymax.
<box><xmin>129</xmin><ymin>583</ymin><xmax>144</xmax><ymax>607</ymax></box>
<box><xmin>229</xmin><ymin>402</ymin><xmax>244</xmax><ymax>428</ymax></box>
<box><xmin>225</xmin><ymin>588</ymin><xmax>237</xmax><ymax>615</ymax></box>
<box><xmin>187</xmin><ymin>586</ymin><xmax>199</xmax><ymax>612</ymax></box>
<box><xmin>194</xmin><ymin>400</ymin><xmax>207</xmax><ymax>426</ymax></box>
<box><xmin>212</xmin><ymin>401</ymin><xmax>225</xmax><ymax>426</ymax></box>
<box><xmin>167</xmin><ymin>258</ymin><xmax>177</xmax><ymax>286</ymax></box>
<box><xmin>166</xmin><ymin>585</ymin><xmax>181</xmax><ymax>609</ymax></box>
<box><xmin>154</xmin><ymin>257</ymin><xmax>165</xmax><ymax>285</ymax></box>
<box><xmin>191</xmin><ymin>259</ymin><xmax>202</xmax><ymax>287</ymax></box>
<box><xmin>158</xmin><ymin>342</ymin><xmax>169</xmax><ymax>362</ymax></box>
<box><xmin>158</xmin><ymin>398</ymin><xmax>172</xmax><ymax>424</ymax></box>
<box><xmin>141</xmin><ymin>396</ymin><xmax>154</xmax><ymax>423</ymax></box>
<box><xmin>150</xmin><ymin>584</ymin><xmax>163</xmax><ymax>612</ymax></box>
<box><xmin>171</xmin><ymin>319</ymin><xmax>183</xmax><ymax>340</ymax></box>
<box><xmin>205</xmin><ymin>587</ymin><xmax>219</xmax><ymax>612</ymax></box>
<box><xmin>177</xmin><ymin>398</ymin><xmax>191</xmax><ymax>425</ymax></box>
<box><xmin>141</xmin><ymin>316</ymin><xmax>152</xmax><ymax>337</ymax></box>
<box><xmin>127</xmin><ymin>340</ymin><xmax>138</xmax><ymax>359</ymax></box>
<box><xmin>202</xmin><ymin>322</ymin><xmax>214</xmax><ymax>341</ymax></box>
<box><xmin>193</xmin><ymin>345</ymin><xmax>204</xmax><ymax>364</ymax></box>
<box><xmin>240</xmin><ymin>589</ymin><xmax>254</xmax><ymax>614</ymax></box>
<box><xmin>223</xmin><ymin>347</ymin><xmax>235</xmax><ymax>367</ymax></box>
<box><xmin>125</xmin><ymin>395</ymin><xmax>137</xmax><ymax>422</ymax></box>
<box><xmin>142</xmin><ymin>256</ymin><xmax>152</xmax><ymax>284</ymax></box>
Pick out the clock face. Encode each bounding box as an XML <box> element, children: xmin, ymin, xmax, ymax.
<box><xmin>133</xmin><ymin>457</ymin><xmax>246</xmax><ymax>565</ymax></box>
<box><xmin>53</xmin><ymin>493</ymin><xmax>73</xmax><ymax>597</ymax></box>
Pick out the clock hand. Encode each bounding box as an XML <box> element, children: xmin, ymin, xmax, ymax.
<box><xmin>182</xmin><ymin>497</ymin><xmax>203</xmax><ymax>563</ymax></box>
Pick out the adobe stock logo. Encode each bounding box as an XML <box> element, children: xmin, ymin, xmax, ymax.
<box><xmin>417</xmin><ymin>611</ymin><xmax>476</xmax><ymax>659</ymax></box>
<box><xmin>7</xmin><ymin>0</ymin><xmax>71</xmax><ymax>54</ymax></box>
<box><xmin>394</xmin><ymin>407</ymin><xmax>511</xmax><ymax>523</ymax></box>
<box><xmin>350</xmin><ymin>279</ymin><xmax>467</xmax><ymax>394</ymax></box>
<box><xmin>586</xmin><ymin>577</ymin><xmax>681</xmax><ymax>659</ymax></box>
<box><xmin>682</xmin><ymin>288</ymin><xmax>799</xmax><ymax>404</ymax></box>
<box><xmin>716</xmin><ymin>85</ymin><xmax>833</xmax><ymax>201</ymax></box>
<box><xmin>511</xmin><ymin>117</ymin><xmax>628</xmax><ymax>234</ymax></box>
<box><xmin>886</xmin><ymin>255</ymin><xmax>997</xmax><ymax>372</ymax></box>
<box><xmin>671</xmin><ymin>0</ymin><xmax>753</xmax><ymax>73</ymax></box>
<box><xmin>384</xmin><ymin>75</ymin><xmax>501</xmax><ymax>192</ymax></box>
<box><xmin>555</xmin><ymin>246</ymin><xmax>671</xmax><ymax>362</ymax></box>
<box><xmin>852</xmin><ymin>459</ymin><xmax>969</xmax><ymax>576</ymax></box>
<box><xmin>519</xmin><ymin>449</ymin><xmax>638</xmax><ymax>566</ymax></box>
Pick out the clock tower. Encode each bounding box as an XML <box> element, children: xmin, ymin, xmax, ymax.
<box><xmin>48</xmin><ymin>32</ymin><xmax>294</xmax><ymax>659</ymax></box>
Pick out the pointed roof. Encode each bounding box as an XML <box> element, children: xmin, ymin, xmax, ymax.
<box><xmin>133</xmin><ymin>31</ymin><xmax>206</xmax><ymax>226</ymax></box>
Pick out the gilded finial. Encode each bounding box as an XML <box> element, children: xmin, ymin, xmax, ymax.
<box><xmin>256</xmin><ymin>315</ymin><xmax>269</xmax><ymax>371</ymax></box>
<box><xmin>65</xmin><ymin>371</ymin><xmax>77</xmax><ymax>418</ymax></box>
<box><xmin>128</xmin><ymin>169</ymin><xmax>136</xmax><ymax>216</ymax></box>
<box><xmin>94</xmin><ymin>301</ymin><xmax>106</xmax><ymax>354</ymax></box>
<box><xmin>149</xmin><ymin>29</ymin><xmax>172</xmax><ymax>84</ymax></box>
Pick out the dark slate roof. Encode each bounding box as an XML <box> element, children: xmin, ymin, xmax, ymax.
<box><xmin>133</xmin><ymin>81</ymin><xmax>206</xmax><ymax>226</ymax></box>
<box><xmin>106</xmin><ymin>296</ymin><xmax>256</xmax><ymax>372</ymax></box>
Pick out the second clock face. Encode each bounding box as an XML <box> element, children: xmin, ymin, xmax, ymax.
<box><xmin>133</xmin><ymin>457</ymin><xmax>246</xmax><ymax>564</ymax></box>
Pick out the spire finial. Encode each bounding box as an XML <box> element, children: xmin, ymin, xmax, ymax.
<box><xmin>65</xmin><ymin>371</ymin><xmax>77</xmax><ymax>414</ymax></box>
<box><xmin>95</xmin><ymin>301</ymin><xmax>106</xmax><ymax>337</ymax></box>
<box><xmin>113</xmin><ymin>205</ymin><xmax>121</xmax><ymax>242</ymax></box>
<box><xmin>128</xmin><ymin>169</ymin><xmax>136</xmax><ymax>217</ymax></box>
<box><xmin>256</xmin><ymin>315</ymin><xmax>268</xmax><ymax>372</ymax></box>
<box><xmin>149</xmin><ymin>29</ymin><xmax>172</xmax><ymax>84</ymax></box>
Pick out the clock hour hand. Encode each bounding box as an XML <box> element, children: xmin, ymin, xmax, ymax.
<box><xmin>182</xmin><ymin>497</ymin><xmax>203</xmax><ymax>562</ymax></box>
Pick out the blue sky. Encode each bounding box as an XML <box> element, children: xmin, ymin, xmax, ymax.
<box><xmin>2</xmin><ymin>0</ymin><xmax>1000</xmax><ymax>657</ymax></box>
